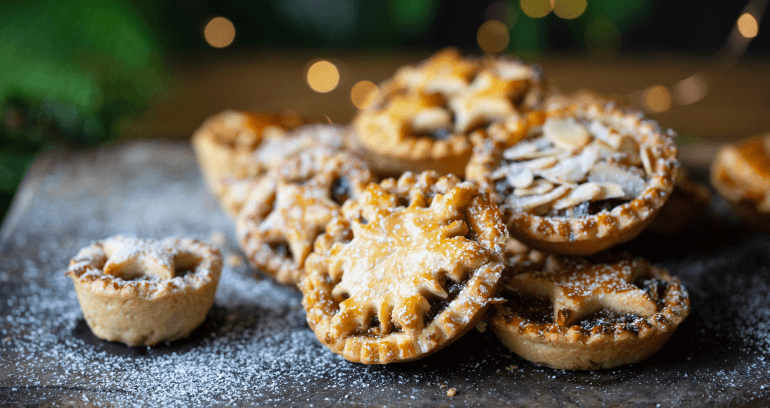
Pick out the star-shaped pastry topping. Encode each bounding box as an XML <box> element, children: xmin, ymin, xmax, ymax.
<box><xmin>395</xmin><ymin>48</ymin><xmax>479</xmax><ymax>97</ymax></box>
<box><xmin>102</xmin><ymin>236</ymin><xmax>178</xmax><ymax>280</ymax></box>
<box><xmin>327</xmin><ymin>183</ymin><xmax>489</xmax><ymax>337</ymax></box>
<box><xmin>449</xmin><ymin>71</ymin><xmax>528</xmax><ymax>133</ymax></box>
<box><xmin>258</xmin><ymin>176</ymin><xmax>340</xmax><ymax>267</ymax></box>
<box><xmin>509</xmin><ymin>259</ymin><xmax>658</xmax><ymax>326</ymax></box>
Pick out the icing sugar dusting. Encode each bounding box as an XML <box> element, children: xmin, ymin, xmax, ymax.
<box><xmin>1</xmin><ymin>142</ymin><xmax>769</xmax><ymax>406</ymax></box>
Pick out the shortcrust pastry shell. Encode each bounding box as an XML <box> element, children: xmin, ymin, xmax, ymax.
<box><xmin>66</xmin><ymin>236</ymin><xmax>222</xmax><ymax>347</ymax></box>
<box><xmin>300</xmin><ymin>171</ymin><xmax>507</xmax><ymax>364</ymax></box>
<box><xmin>466</xmin><ymin>102</ymin><xmax>679</xmax><ymax>255</ymax></box>
<box><xmin>490</xmin><ymin>256</ymin><xmax>689</xmax><ymax>370</ymax></box>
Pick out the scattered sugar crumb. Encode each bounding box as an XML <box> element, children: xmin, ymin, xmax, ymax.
<box><xmin>227</xmin><ymin>253</ymin><xmax>244</xmax><ymax>267</ymax></box>
<box><xmin>476</xmin><ymin>321</ymin><xmax>487</xmax><ymax>333</ymax></box>
<box><xmin>209</xmin><ymin>231</ymin><xmax>226</xmax><ymax>246</ymax></box>
<box><xmin>506</xmin><ymin>365</ymin><xmax>519</xmax><ymax>371</ymax></box>
<box><xmin>439</xmin><ymin>384</ymin><xmax>447</xmax><ymax>389</ymax></box>
<box><xmin>447</xmin><ymin>388</ymin><xmax>457</xmax><ymax>397</ymax></box>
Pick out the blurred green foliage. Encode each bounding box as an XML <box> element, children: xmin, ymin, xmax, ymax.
<box><xmin>511</xmin><ymin>0</ymin><xmax>653</xmax><ymax>53</ymax></box>
<box><xmin>0</xmin><ymin>0</ymin><xmax>168</xmax><ymax>221</ymax></box>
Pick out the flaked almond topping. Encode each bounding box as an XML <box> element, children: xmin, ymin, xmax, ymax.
<box><xmin>506</xmin><ymin>185</ymin><xmax>570</xmax><ymax>211</ymax></box>
<box><xmin>588</xmin><ymin>120</ymin><xmax>628</xmax><ymax>150</ymax></box>
<box><xmin>537</xmin><ymin>144</ymin><xmax>599</xmax><ymax>184</ymax></box>
<box><xmin>551</xmin><ymin>182</ymin><xmax>625</xmax><ymax>211</ymax></box>
<box><xmin>491</xmin><ymin>111</ymin><xmax>658</xmax><ymax>218</ymax></box>
<box><xmin>587</xmin><ymin>162</ymin><xmax>646</xmax><ymax>199</ymax></box>
<box><xmin>514</xmin><ymin>179</ymin><xmax>555</xmax><ymax>197</ymax></box>
<box><xmin>640</xmin><ymin>143</ymin><xmax>654</xmax><ymax>176</ymax></box>
<box><xmin>543</xmin><ymin>118</ymin><xmax>591</xmax><ymax>151</ymax></box>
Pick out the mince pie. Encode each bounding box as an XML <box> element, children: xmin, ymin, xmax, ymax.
<box><xmin>466</xmin><ymin>102</ymin><xmax>679</xmax><ymax>255</ymax></box>
<box><xmin>711</xmin><ymin>133</ymin><xmax>770</xmax><ymax>231</ymax></box>
<box><xmin>236</xmin><ymin>148</ymin><xmax>374</xmax><ymax>287</ymax></box>
<box><xmin>300</xmin><ymin>171</ymin><xmax>507</xmax><ymax>364</ymax></box>
<box><xmin>66</xmin><ymin>235</ymin><xmax>223</xmax><ymax>347</ymax></box>
<box><xmin>489</xmin><ymin>255</ymin><xmax>689</xmax><ymax>370</ymax></box>
<box><xmin>353</xmin><ymin>48</ymin><xmax>549</xmax><ymax>177</ymax></box>
<box><xmin>191</xmin><ymin>110</ymin><xmax>309</xmax><ymax>190</ymax></box>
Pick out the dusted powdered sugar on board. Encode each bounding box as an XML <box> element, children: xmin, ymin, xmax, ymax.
<box><xmin>1</xmin><ymin>141</ymin><xmax>769</xmax><ymax>407</ymax></box>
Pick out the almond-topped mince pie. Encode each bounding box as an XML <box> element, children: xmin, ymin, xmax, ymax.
<box><xmin>466</xmin><ymin>102</ymin><xmax>679</xmax><ymax>255</ymax></box>
<box><xmin>191</xmin><ymin>110</ymin><xmax>309</xmax><ymax>190</ymax></box>
<box><xmin>353</xmin><ymin>48</ymin><xmax>549</xmax><ymax>177</ymax></box>
<box><xmin>66</xmin><ymin>235</ymin><xmax>222</xmax><ymax>347</ymax></box>
<box><xmin>711</xmin><ymin>133</ymin><xmax>770</xmax><ymax>231</ymax></box>
<box><xmin>236</xmin><ymin>148</ymin><xmax>374</xmax><ymax>287</ymax></box>
<box><xmin>490</xmin><ymin>255</ymin><xmax>689</xmax><ymax>370</ymax></box>
<box><xmin>300</xmin><ymin>171</ymin><xmax>507</xmax><ymax>364</ymax></box>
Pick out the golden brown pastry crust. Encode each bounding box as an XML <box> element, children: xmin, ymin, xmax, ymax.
<box><xmin>191</xmin><ymin>110</ymin><xmax>310</xmax><ymax>190</ymax></box>
<box><xmin>711</xmin><ymin>133</ymin><xmax>770</xmax><ymax>231</ymax></box>
<box><xmin>300</xmin><ymin>171</ymin><xmax>507</xmax><ymax>364</ymax></box>
<box><xmin>66</xmin><ymin>235</ymin><xmax>222</xmax><ymax>347</ymax></box>
<box><xmin>353</xmin><ymin>48</ymin><xmax>549</xmax><ymax>178</ymax></box>
<box><xmin>490</xmin><ymin>256</ymin><xmax>689</xmax><ymax>370</ymax></box>
<box><xmin>236</xmin><ymin>148</ymin><xmax>374</xmax><ymax>287</ymax></box>
<box><xmin>466</xmin><ymin>102</ymin><xmax>679</xmax><ymax>255</ymax></box>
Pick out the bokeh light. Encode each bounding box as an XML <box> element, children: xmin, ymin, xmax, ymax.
<box><xmin>642</xmin><ymin>85</ymin><xmax>672</xmax><ymax>113</ymax></box>
<box><xmin>204</xmin><ymin>17</ymin><xmax>236</xmax><ymax>48</ymax></box>
<box><xmin>477</xmin><ymin>20</ymin><xmax>510</xmax><ymax>53</ymax></box>
<box><xmin>552</xmin><ymin>0</ymin><xmax>587</xmax><ymax>20</ymax></box>
<box><xmin>738</xmin><ymin>13</ymin><xmax>759</xmax><ymax>39</ymax></box>
<box><xmin>306</xmin><ymin>60</ymin><xmax>340</xmax><ymax>93</ymax></box>
<box><xmin>520</xmin><ymin>0</ymin><xmax>552</xmax><ymax>18</ymax></box>
<box><xmin>485</xmin><ymin>1</ymin><xmax>517</xmax><ymax>29</ymax></box>
<box><xmin>350</xmin><ymin>80</ymin><xmax>379</xmax><ymax>109</ymax></box>
<box><xmin>675</xmin><ymin>74</ymin><xmax>707</xmax><ymax>105</ymax></box>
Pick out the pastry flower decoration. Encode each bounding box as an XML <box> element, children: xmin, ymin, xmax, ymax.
<box><xmin>327</xmin><ymin>184</ymin><xmax>488</xmax><ymax>337</ymax></box>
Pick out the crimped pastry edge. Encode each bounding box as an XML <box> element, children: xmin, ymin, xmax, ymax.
<box><xmin>489</xmin><ymin>260</ymin><xmax>690</xmax><ymax>370</ymax></box>
<box><xmin>300</xmin><ymin>171</ymin><xmax>507</xmax><ymax>364</ymax></box>
<box><xmin>466</xmin><ymin>102</ymin><xmax>679</xmax><ymax>255</ymax></box>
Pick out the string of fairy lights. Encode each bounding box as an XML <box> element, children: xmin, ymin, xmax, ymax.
<box><xmin>200</xmin><ymin>0</ymin><xmax>765</xmax><ymax>114</ymax></box>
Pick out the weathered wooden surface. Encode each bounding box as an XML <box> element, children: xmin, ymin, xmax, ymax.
<box><xmin>2</xmin><ymin>141</ymin><xmax>770</xmax><ymax>407</ymax></box>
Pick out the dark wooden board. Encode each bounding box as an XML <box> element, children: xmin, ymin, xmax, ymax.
<box><xmin>1</xmin><ymin>141</ymin><xmax>769</xmax><ymax>407</ymax></box>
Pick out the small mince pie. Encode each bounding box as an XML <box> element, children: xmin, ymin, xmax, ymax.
<box><xmin>236</xmin><ymin>148</ymin><xmax>374</xmax><ymax>287</ymax></box>
<box><xmin>648</xmin><ymin>167</ymin><xmax>711</xmax><ymax>235</ymax></box>
<box><xmin>191</xmin><ymin>110</ymin><xmax>309</xmax><ymax>190</ymax></box>
<box><xmin>489</xmin><ymin>256</ymin><xmax>690</xmax><ymax>370</ymax></box>
<box><xmin>466</xmin><ymin>102</ymin><xmax>679</xmax><ymax>255</ymax></box>
<box><xmin>214</xmin><ymin>124</ymin><xmax>350</xmax><ymax>219</ymax></box>
<box><xmin>66</xmin><ymin>235</ymin><xmax>223</xmax><ymax>347</ymax></box>
<box><xmin>300</xmin><ymin>171</ymin><xmax>507</xmax><ymax>364</ymax></box>
<box><xmin>711</xmin><ymin>133</ymin><xmax>770</xmax><ymax>231</ymax></box>
<box><xmin>353</xmin><ymin>48</ymin><xmax>548</xmax><ymax>177</ymax></box>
